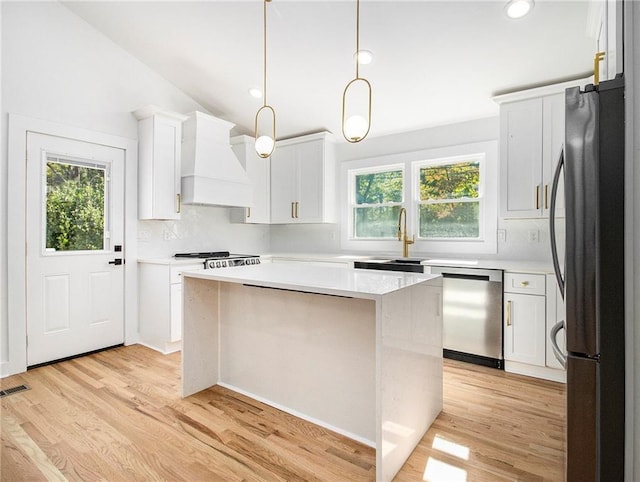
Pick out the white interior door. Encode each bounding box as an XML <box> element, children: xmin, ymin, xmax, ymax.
<box><xmin>26</xmin><ymin>132</ymin><xmax>125</xmax><ymax>366</ymax></box>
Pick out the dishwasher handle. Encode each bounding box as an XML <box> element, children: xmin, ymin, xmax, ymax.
<box><xmin>430</xmin><ymin>266</ymin><xmax>503</xmax><ymax>283</ymax></box>
<box><xmin>442</xmin><ymin>273</ymin><xmax>490</xmax><ymax>282</ymax></box>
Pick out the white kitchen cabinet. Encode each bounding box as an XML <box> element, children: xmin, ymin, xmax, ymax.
<box><xmin>503</xmin><ymin>271</ymin><xmax>566</xmax><ymax>383</ymax></box>
<box><xmin>138</xmin><ymin>261</ymin><xmax>202</xmax><ymax>353</ymax></box>
<box><xmin>494</xmin><ymin>79</ymin><xmax>591</xmax><ymax>219</ymax></box>
<box><xmin>592</xmin><ymin>0</ymin><xmax>622</xmax><ymax>82</ymax></box>
<box><xmin>270</xmin><ymin>132</ymin><xmax>336</xmax><ymax>224</ymax></box>
<box><xmin>230</xmin><ymin>135</ymin><xmax>270</xmax><ymax>224</ymax></box>
<box><xmin>134</xmin><ymin>106</ymin><xmax>187</xmax><ymax>220</ymax></box>
<box><xmin>498</xmin><ymin>95</ymin><xmax>564</xmax><ymax>219</ymax></box>
<box><xmin>504</xmin><ymin>291</ymin><xmax>546</xmax><ymax>367</ymax></box>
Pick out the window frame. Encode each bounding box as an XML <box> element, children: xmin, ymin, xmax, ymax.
<box><xmin>348</xmin><ymin>163</ymin><xmax>405</xmax><ymax>240</ymax></box>
<box><xmin>413</xmin><ymin>153</ymin><xmax>486</xmax><ymax>242</ymax></box>
<box><xmin>41</xmin><ymin>153</ymin><xmax>112</xmax><ymax>256</ymax></box>
<box><xmin>341</xmin><ymin>141</ymin><xmax>498</xmax><ymax>255</ymax></box>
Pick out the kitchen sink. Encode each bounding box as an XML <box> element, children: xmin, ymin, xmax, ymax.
<box><xmin>389</xmin><ymin>258</ymin><xmax>423</xmax><ymax>264</ymax></box>
<box><xmin>353</xmin><ymin>258</ymin><xmax>426</xmax><ymax>273</ymax></box>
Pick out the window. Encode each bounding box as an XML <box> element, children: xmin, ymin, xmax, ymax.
<box><xmin>350</xmin><ymin>166</ymin><xmax>403</xmax><ymax>238</ymax></box>
<box><xmin>341</xmin><ymin>140</ymin><xmax>497</xmax><ymax>254</ymax></box>
<box><xmin>417</xmin><ymin>157</ymin><xmax>482</xmax><ymax>239</ymax></box>
<box><xmin>45</xmin><ymin>157</ymin><xmax>108</xmax><ymax>252</ymax></box>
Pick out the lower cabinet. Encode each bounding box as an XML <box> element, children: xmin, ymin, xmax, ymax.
<box><xmin>503</xmin><ymin>271</ymin><xmax>566</xmax><ymax>382</ymax></box>
<box><xmin>504</xmin><ymin>292</ymin><xmax>546</xmax><ymax>366</ymax></box>
<box><xmin>138</xmin><ymin>262</ymin><xmax>202</xmax><ymax>353</ymax></box>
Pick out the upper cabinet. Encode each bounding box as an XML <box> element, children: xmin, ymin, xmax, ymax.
<box><xmin>134</xmin><ymin>106</ymin><xmax>187</xmax><ymax>220</ymax></box>
<box><xmin>590</xmin><ymin>0</ymin><xmax>622</xmax><ymax>81</ymax></box>
<box><xmin>230</xmin><ymin>135</ymin><xmax>271</xmax><ymax>224</ymax></box>
<box><xmin>270</xmin><ymin>132</ymin><xmax>337</xmax><ymax>224</ymax></box>
<box><xmin>494</xmin><ymin>79</ymin><xmax>588</xmax><ymax>219</ymax></box>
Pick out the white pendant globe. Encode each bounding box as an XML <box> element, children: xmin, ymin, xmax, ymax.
<box><xmin>344</xmin><ymin>115</ymin><xmax>369</xmax><ymax>142</ymax></box>
<box><xmin>255</xmin><ymin>135</ymin><xmax>274</xmax><ymax>158</ymax></box>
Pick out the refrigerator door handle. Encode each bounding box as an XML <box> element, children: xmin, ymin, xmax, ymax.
<box><xmin>550</xmin><ymin>319</ymin><xmax>567</xmax><ymax>368</ymax></box>
<box><xmin>549</xmin><ymin>147</ymin><xmax>565</xmax><ymax>300</ymax></box>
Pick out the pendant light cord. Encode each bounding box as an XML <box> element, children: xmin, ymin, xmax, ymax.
<box><xmin>355</xmin><ymin>0</ymin><xmax>360</xmax><ymax>80</ymax></box>
<box><xmin>263</xmin><ymin>0</ymin><xmax>268</xmax><ymax>107</ymax></box>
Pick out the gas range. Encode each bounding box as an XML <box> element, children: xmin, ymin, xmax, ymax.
<box><xmin>174</xmin><ymin>251</ymin><xmax>261</xmax><ymax>269</ymax></box>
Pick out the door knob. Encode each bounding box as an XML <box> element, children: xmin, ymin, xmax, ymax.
<box><xmin>108</xmin><ymin>258</ymin><xmax>123</xmax><ymax>265</ymax></box>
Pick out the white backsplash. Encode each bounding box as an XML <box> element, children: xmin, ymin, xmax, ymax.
<box><xmin>138</xmin><ymin>205</ymin><xmax>270</xmax><ymax>258</ymax></box>
<box><xmin>269</xmin><ymin>217</ymin><xmax>565</xmax><ymax>264</ymax></box>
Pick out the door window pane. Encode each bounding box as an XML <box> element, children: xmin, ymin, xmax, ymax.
<box><xmin>46</xmin><ymin>159</ymin><xmax>106</xmax><ymax>251</ymax></box>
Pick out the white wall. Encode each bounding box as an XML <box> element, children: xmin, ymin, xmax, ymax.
<box><xmin>270</xmin><ymin>116</ymin><xmax>560</xmax><ymax>263</ymax></box>
<box><xmin>138</xmin><ymin>205</ymin><xmax>268</xmax><ymax>258</ymax></box>
<box><xmin>0</xmin><ymin>2</ymin><xmax>268</xmax><ymax>372</ymax></box>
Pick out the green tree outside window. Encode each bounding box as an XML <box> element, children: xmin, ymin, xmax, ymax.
<box><xmin>46</xmin><ymin>161</ymin><xmax>105</xmax><ymax>251</ymax></box>
<box><xmin>418</xmin><ymin>161</ymin><xmax>480</xmax><ymax>238</ymax></box>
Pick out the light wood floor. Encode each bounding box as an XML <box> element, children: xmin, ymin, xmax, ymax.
<box><xmin>1</xmin><ymin>345</ymin><xmax>565</xmax><ymax>481</ymax></box>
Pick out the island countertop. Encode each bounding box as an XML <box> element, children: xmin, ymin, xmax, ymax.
<box><xmin>182</xmin><ymin>262</ymin><xmax>440</xmax><ymax>300</ymax></box>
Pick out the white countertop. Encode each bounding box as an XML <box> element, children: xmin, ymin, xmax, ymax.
<box><xmin>138</xmin><ymin>257</ymin><xmax>208</xmax><ymax>266</ymax></box>
<box><xmin>266</xmin><ymin>252</ymin><xmax>555</xmax><ymax>274</ymax></box>
<box><xmin>182</xmin><ymin>262</ymin><xmax>440</xmax><ymax>300</ymax></box>
<box><xmin>138</xmin><ymin>253</ymin><xmax>555</xmax><ymax>274</ymax></box>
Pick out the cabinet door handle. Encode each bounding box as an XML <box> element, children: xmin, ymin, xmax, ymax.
<box><xmin>535</xmin><ymin>185</ymin><xmax>540</xmax><ymax>210</ymax></box>
<box><xmin>295</xmin><ymin>201</ymin><xmax>299</xmax><ymax>218</ymax></box>
<box><xmin>544</xmin><ymin>184</ymin><xmax>549</xmax><ymax>210</ymax></box>
<box><xmin>506</xmin><ymin>300</ymin><xmax>512</xmax><ymax>326</ymax></box>
<box><xmin>247</xmin><ymin>207</ymin><xmax>251</xmax><ymax>218</ymax></box>
<box><xmin>291</xmin><ymin>202</ymin><xmax>295</xmax><ymax>219</ymax></box>
<box><xmin>520</xmin><ymin>281</ymin><xmax>529</xmax><ymax>287</ymax></box>
<box><xmin>176</xmin><ymin>193</ymin><xmax>181</xmax><ymax>214</ymax></box>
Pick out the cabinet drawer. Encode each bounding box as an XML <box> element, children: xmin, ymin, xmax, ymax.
<box><xmin>170</xmin><ymin>264</ymin><xmax>203</xmax><ymax>284</ymax></box>
<box><xmin>504</xmin><ymin>272</ymin><xmax>545</xmax><ymax>295</ymax></box>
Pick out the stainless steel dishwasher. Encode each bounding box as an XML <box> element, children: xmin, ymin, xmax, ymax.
<box><xmin>430</xmin><ymin>266</ymin><xmax>504</xmax><ymax>369</ymax></box>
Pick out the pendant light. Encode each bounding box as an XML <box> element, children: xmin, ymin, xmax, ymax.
<box><xmin>255</xmin><ymin>0</ymin><xmax>276</xmax><ymax>158</ymax></box>
<box><xmin>341</xmin><ymin>0</ymin><xmax>372</xmax><ymax>143</ymax></box>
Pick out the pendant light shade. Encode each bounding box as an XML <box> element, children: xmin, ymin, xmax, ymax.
<box><xmin>255</xmin><ymin>0</ymin><xmax>276</xmax><ymax>158</ymax></box>
<box><xmin>342</xmin><ymin>0</ymin><xmax>371</xmax><ymax>143</ymax></box>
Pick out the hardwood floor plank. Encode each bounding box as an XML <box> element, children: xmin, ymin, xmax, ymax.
<box><xmin>1</xmin><ymin>414</ymin><xmax>67</xmax><ymax>481</ymax></box>
<box><xmin>0</xmin><ymin>345</ymin><xmax>565</xmax><ymax>481</ymax></box>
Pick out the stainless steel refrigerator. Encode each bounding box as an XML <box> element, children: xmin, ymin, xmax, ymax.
<box><xmin>549</xmin><ymin>76</ymin><xmax>625</xmax><ymax>481</ymax></box>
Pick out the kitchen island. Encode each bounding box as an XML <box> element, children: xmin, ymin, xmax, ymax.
<box><xmin>181</xmin><ymin>263</ymin><xmax>443</xmax><ymax>482</ymax></box>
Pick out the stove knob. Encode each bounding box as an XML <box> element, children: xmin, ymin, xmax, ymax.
<box><xmin>222</xmin><ymin>261</ymin><xmax>228</xmax><ymax>267</ymax></box>
<box><xmin>256</xmin><ymin>258</ymin><xmax>261</xmax><ymax>264</ymax></box>
<box><xmin>215</xmin><ymin>261</ymin><xmax>221</xmax><ymax>268</ymax></box>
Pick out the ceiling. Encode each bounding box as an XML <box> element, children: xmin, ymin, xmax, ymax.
<box><xmin>61</xmin><ymin>1</ymin><xmax>596</xmax><ymax>142</ymax></box>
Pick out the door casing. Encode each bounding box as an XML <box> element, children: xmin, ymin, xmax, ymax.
<box><xmin>4</xmin><ymin>113</ymin><xmax>138</xmax><ymax>377</ymax></box>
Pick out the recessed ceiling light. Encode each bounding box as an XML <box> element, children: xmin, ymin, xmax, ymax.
<box><xmin>354</xmin><ymin>49</ymin><xmax>374</xmax><ymax>65</ymax></box>
<box><xmin>505</xmin><ymin>0</ymin><xmax>533</xmax><ymax>19</ymax></box>
<box><xmin>249</xmin><ymin>88</ymin><xmax>262</xmax><ymax>99</ymax></box>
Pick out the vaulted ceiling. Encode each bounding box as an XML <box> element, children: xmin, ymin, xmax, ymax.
<box><xmin>62</xmin><ymin>1</ymin><xmax>596</xmax><ymax>141</ymax></box>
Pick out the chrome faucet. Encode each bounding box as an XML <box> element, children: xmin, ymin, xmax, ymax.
<box><xmin>397</xmin><ymin>207</ymin><xmax>414</xmax><ymax>258</ymax></box>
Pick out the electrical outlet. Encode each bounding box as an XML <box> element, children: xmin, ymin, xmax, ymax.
<box><xmin>497</xmin><ymin>229</ymin><xmax>506</xmax><ymax>242</ymax></box>
<box><xmin>528</xmin><ymin>229</ymin><xmax>539</xmax><ymax>243</ymax></box>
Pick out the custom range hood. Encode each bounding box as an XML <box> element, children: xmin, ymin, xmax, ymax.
<box><xmin>181</xmin><ymin>111</ymin><xmax>252</xmax><ymax>207</ymax></box>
